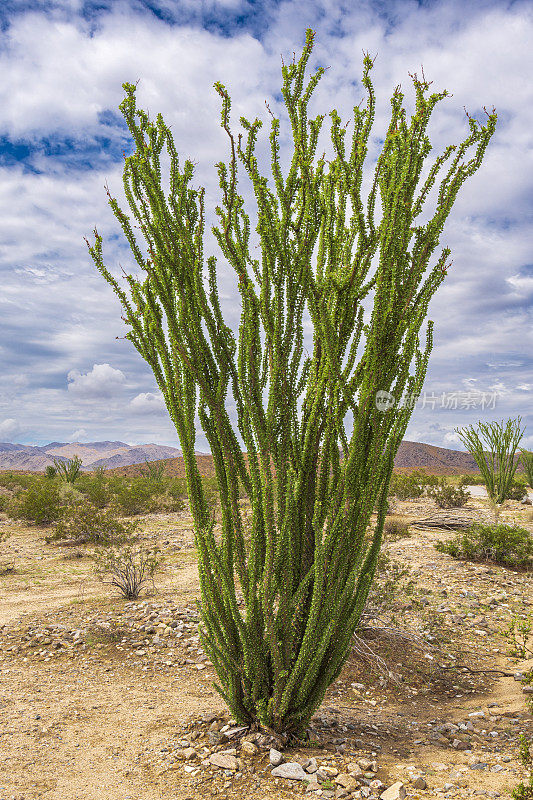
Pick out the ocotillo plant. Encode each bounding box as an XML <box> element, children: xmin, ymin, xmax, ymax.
<box><xmin>86</xmin><ymin>29</ymin><xmax>497</xmax><ymax>736</ymax></box>
<box><xmin>520</xmin><ymin>449</ymin><xmax>533</xmax><ymax>489</ymax></box>
<box><xmin>456</xmin><ymin>417</ymin><xmax>525</xmax><ymax>504</ymax></box>
<box><xmin>53</xmin><ymin>455</ymin><xmax>83</xmax><ymax>484</ymax></box>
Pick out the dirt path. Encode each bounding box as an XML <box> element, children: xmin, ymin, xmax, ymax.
<box><xmin>0</xmin><ymin>499</ymin><xmax>532</xmax><ymax>799</ymax></box>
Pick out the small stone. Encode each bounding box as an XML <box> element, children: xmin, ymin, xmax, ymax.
<box><xmin>303</xmin><ymin>757</ymin><xmax>318</xmax><ymax>773</ymax></box>
<box><xmin>181</xmin><ymin>746</ymin><xmax>197</xmax><ymax>760</ymax></box>
<box><xmin>452</xmin><ymin>739</ymin><xmax>469</xmax><ymax>750</ymax></box>
<box><xmin>334</xmin><ymin>773</ymin><xmax>360</xmax><ymax>791</ymax></box>
<box><xmin>411</xmin><ymin>776</ymin><xmax>427</xmax><ymax>789</ymax></box>
<box><xmin>271</xmin><ymin>761</ymin><xmax>308</xmax><ymax>781</ymax></box>
<box><xmin>241</xmin><ymin>741</ymin><xmax>258</xmax><ymax>756</ymax></box>
<box><xmin>358</xmin><ymin>758</ymin><xmax>374</xmax><ymax>770</ymax></box>
<box><xmin>209</xmin><ymin>753</ymin><xmax>238</xmax><ymax>771</ymax></box>
<box><xmin>321</xmin><ymin>766</ymin><xmax>339</xmax><ymax>777</ymax></box>
<box><xmin>470</xmin><ymin>763</ymin><xmax>488</xmax><ymax>771</ymax></box>
<box><xmin>269</xmin><ymin>748</ymin><xmax>284</xmax><ymax>766</ymax></box>
<box><xmin>380</xmin><ymin>782</ymin><xmax>406</xmax><ymax>800</ymax></box>
<box><xmin>347</xmin><ymin>763</ymin><xmax>365</xmax><ymax>778</ymax></box>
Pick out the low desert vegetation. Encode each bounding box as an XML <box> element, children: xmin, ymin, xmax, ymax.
<box><xmin>45</xmin><ymin>501</ymin><xmax>138</xmax><ymax>546</ymax></box>
<box><xmin>383</xmin><ymin>515</ymin><xmax>411</xmax><ymax>540</ymax></box>
<box><xmin>435</xmin><ymin>521</ymin><xmax>533</xmax><ymax>569</ymax></box>
<box><xmin>426</xmin><ymin>478</ymin><xmax>471</xmax><ymax>508</ymax></box>
<box><xmin>388</xmin><ymin>472</ymin><xmax>424</xmax><ymax>500</ymax></box>
<box><xmin>0</xmin><ymin>469</ymin><xmax>192</xmax><ymax>529</ymax></box>
<box><xmin>92</xmin><ymin>543</ymin><xmax>163</xmax><ymax>599</ymax></box>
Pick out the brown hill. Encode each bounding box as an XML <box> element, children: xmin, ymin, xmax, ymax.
<box><xmin>109</xmin><ymin>440</ymin><xmax>490</xmax><ymax>480</ymax></box>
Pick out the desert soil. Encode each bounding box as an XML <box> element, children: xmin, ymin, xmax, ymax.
<box><xmin>0</xmin><ymin>493</ymin><xmax>532</xmax><ymax>800</ymax></box>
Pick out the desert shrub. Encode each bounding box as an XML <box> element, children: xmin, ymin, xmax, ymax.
<box><xmin>91</xmin><ymin>543</ymin><xmax>162</xmax><ymax>599</ymax></box>
<box><xmin>383</xmin><ymin>515</ymin><xmax>410</xmax><ymax>540</ymax></box>
<box><xmin>503</xmin><ymin>613</ymin><xmax>533</xmax><ymax>659</ymax></box>
<box><xmin>165</xmin><ymin>476</ymin><xmax>188</xmax><ymax>502</ymax></box>
<box><xmin>111</xmin><ymin>477</ymin><xmax>157</xmax><ymax>516</ymax></box>
<box><xmin>389</xmin><ymin>473</ymin><xmax>424</xmax><ymax>500</ymax></box>
<box><xmin>408</xmin><ymin>469</ymin><xmax>440</xmax><ymax>487</ymax></box>
<box><xmin>77</xmin><ymin>472</ymin><xmax>113</xmax><ymax>508</ymax></box>
<box><xmin>505</xmin><ymin>480</ymin><xmax>528</xmax><ymax>501</ymax></box>
<box><xmin>513</xmin><ymin>734</ymin><xmax>533</xmax><ymax>800</ymax></box>
<box><xmin>58</xmin><ymin>482</ymin><xmax>84</xmax><ymax>506</ymax></box>
<box><xmin>45</xmin><ymin>465</ymin><xmax>57</xmax><ymax>479</ymax></box>
<box><xmin>0</xmin><ymin>472</ymin><xmax>38</xmax><ymax>491</ymax></box>
<box><xmin>0</xmin><ymin>494</ymin><xmax>8</xmax><ymax>512</ymax></box>
<box><xmin>138</xmin><ymin>459</ymin><xmax>166</xmax><ymax>483</ymax></box>
<box><xmin>150</xmin><ymin>488</ymin><xmax>187</xmax><ymax>513</ymax></box>
<box><xmin>7</xmin><ymin>480</ymin><xmax>62</xmax><ymax>524</ymax></box>
<box><xmin>45</xmin><ymin>501</ymin><xmax>138</xmax><ymax>545</ymax></box>
<box><xmin>435</xmin><ymin>522</ymin><xmax>533</xmax><ymax>568</ymax></box>
<box><xmin>427</xmin><ymin>479</ymin><xmax>471</xmax><ymax>508</ymax></box>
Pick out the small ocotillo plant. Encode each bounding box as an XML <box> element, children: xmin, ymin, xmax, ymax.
<box><xmin>86</xmin><ymin>29</ymin><xmax>496</xmax><ymax>736</ymax></box>
<box><xmin>520</xmin><ymin>449</ymin><xmax>533</xmax><ymax>489</ymax></box>
<box><xmin>456</xmin><ymin>418</ymin><xmax>525</xmax><ymax>504</ymax></box>
<box><xmin>53</xmin><ymin>455</ymin><xmax>83</xmax><ymax>484</ymax></box>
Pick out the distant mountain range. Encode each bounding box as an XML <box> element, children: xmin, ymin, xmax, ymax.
<box><xmin>109</xmin><ymin>439</ymin><xmax>488</xmax><ymax>479</ymax></box>
<box><xmin>1</xmin><ymin>438</ymin><xmax>523</xmax><ymax>476</ymax></box>
<box><xmin>0</xmin><ymin>441</ymin><xmax>191</xmax><ymax>472</ymax></box>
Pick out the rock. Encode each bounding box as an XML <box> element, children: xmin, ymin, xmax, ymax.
<box><xmin>181</xmin><ymin>746</ymin><xmax>197</xmax><ymax>760</ymax></box>
<box><xmin>302</xmin><ymin>757</ymin><xmax>318</xmax><ymax>773</ymax></box>
<box><xmin>380</xmin><ymin>782</ymin><xmax>406</xmax><ymax>800</ymax></box>
<box><xmin>452</xmin><ymin>739</ymin><xmax>470</xmax><ymax>750</ymax></box>
<box><xmin>321</xmin><ymin>766</ymin><xmax>339</xmax><ymax>777</ymax></box>
<box><xmin>347</xmin><ymin>762</ymin><xmax>365</xmax><ymax>778</ymax></box>
<box><xmin>269</xmin><ymin>748</ymin><xmax>284</xmax><ymax>766</ymax></box>
<box><xmin>334</xmin><ymin>773</ymin><xmax>360</xmax><ymax>791</ymax></box>
<box><xmin>241</xmin><ymin>741</ymin><xmax>258</xmax><ymax>756</ymax></box>
<box><xmin>470</xmin><ymin>763</ymin><xmax>488</xmax><ymax>771</ymax></box>
<box><xmin>271</xmin><ymin>761</ymin><xmax>308</xmax><ymax>781</ymax></box>
<box><xmin>209</xmin><ymin>752</ymin><xmax>238</xmax><ymax>771</ymax></box>
<box><xmin>411</xmin><ymin>776</ymin><xmax>427</xmax><ymax>789</ymax></box>
<box><xmin>358</xmin><ymin>758</ymin><xmax>374</xmax><ymax>770</ymax></box>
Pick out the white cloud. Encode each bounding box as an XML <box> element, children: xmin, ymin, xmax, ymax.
<box><xmin>0</xmin><ymin>418</ymin><xmax>22</xmax><ymax>438</ymax></box>
<box><xmin>0</xmin><ymin>1</ymin><xmax>531</xmax><ymax>449</ymax></box>
<box><xmin>67</xmin><ymin>363</ymin><xmax>126</xmax><ymax>398</ymax></box>
<box><xmin>129</xmin><ymin>392</ymin><xmax>166</xmax><ymax>414</ymax></box>
<box><xmin>70</xmin><ymin>428</ymin><xmax>87</xmax><ymax>440</ymax></box>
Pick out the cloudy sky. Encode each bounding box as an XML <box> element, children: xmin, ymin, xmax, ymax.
<box><xmin>1</xmin><ymin>0</ymin><xmax>532</xmax><ymax>454</ymax></box>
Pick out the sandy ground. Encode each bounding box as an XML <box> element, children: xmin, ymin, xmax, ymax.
<box><xmin>0</xmin><ymin>495</ymin><xmax>532</xmax><ymax>800</ymax></box>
